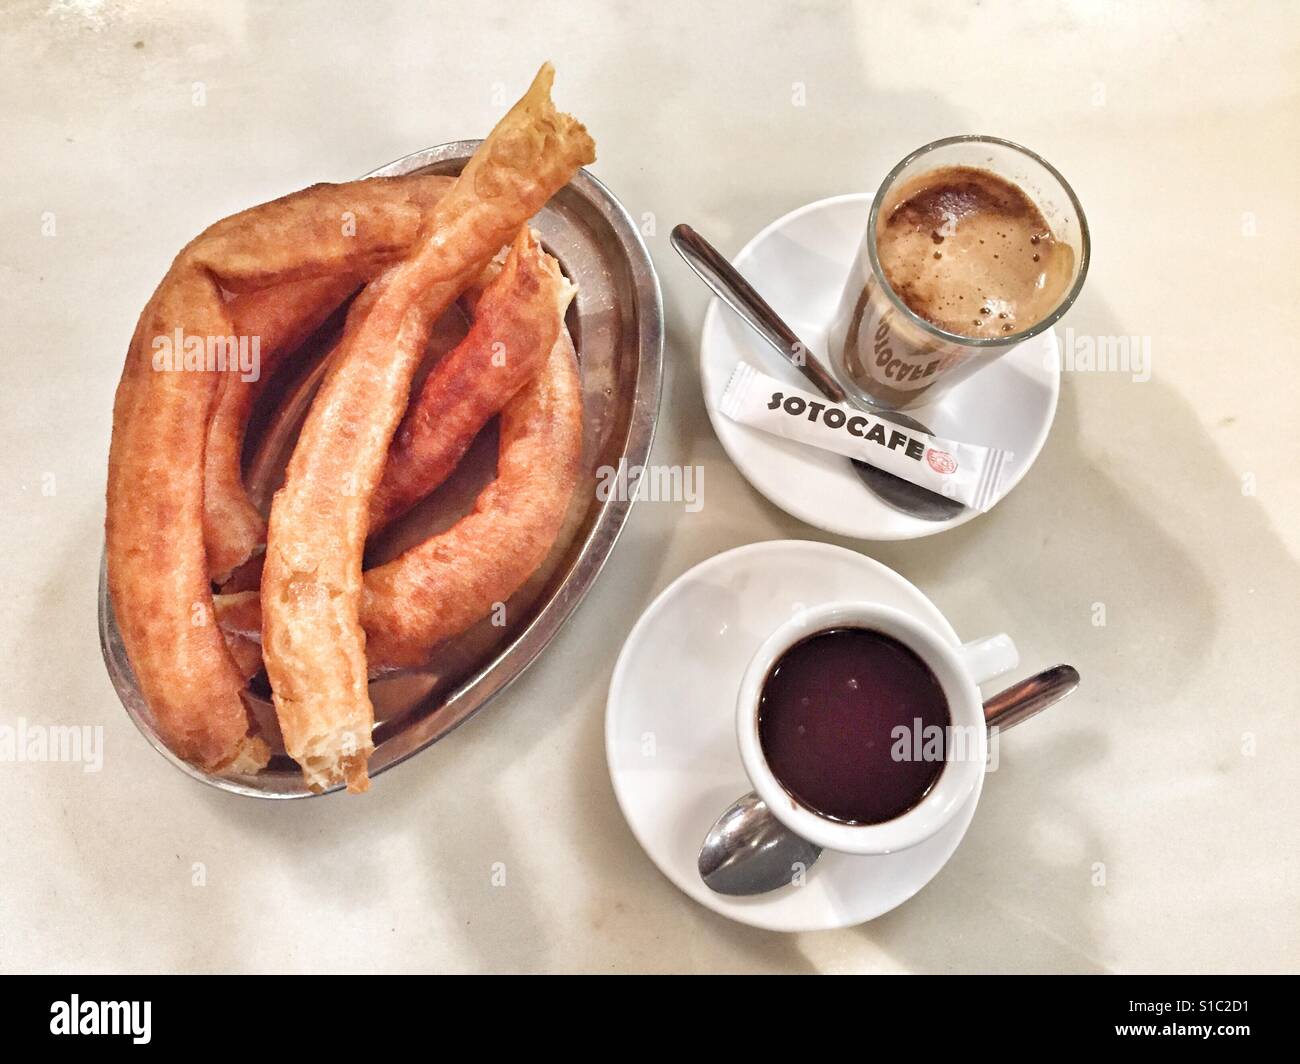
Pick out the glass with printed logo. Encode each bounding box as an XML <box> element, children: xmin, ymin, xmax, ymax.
<box><xmin>828</xmin><ymin>135</ymin><xmax>1089</xmax><ymax>410</ymax></box>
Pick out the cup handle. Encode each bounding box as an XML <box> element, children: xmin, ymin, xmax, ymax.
<box><xmin>955</xmin><ymin>633</ymin><xmax>1019</xmax><ymax>686</ymax></box>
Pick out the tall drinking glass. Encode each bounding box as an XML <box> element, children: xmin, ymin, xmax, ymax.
<box><xmin>827</xmin><ymin>135</ymin><xmax>1090</xmax><ymax>410</ymax></box>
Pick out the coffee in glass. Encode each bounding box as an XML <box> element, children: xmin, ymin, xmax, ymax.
<box><xmin>828</xmin><ymin>136</ymin><xmax>1090</xmax><ymax>410</ymax></box>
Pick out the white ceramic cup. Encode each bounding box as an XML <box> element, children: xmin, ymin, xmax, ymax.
<box><xmin>736</xmin><ymin>601</ymin><xmax>1018</xmax><ymax>855</ymax></box>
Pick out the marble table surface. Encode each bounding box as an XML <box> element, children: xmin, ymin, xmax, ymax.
<box><xmin>1</xmin><ymin>0</ymin><xmax>1295</xmax><ymax>972</ymax></box>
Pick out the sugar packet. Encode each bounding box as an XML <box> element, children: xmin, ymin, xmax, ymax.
<box><xmin>719</xmin><ymin>362</ymin><xmax>1013</xmax><ymax>512</ymax></box>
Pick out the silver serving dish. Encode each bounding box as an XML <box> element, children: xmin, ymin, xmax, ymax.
<box><xmin>99</xmin><ymin>141</ymin><xmax>664</xmax><ymax>798</ymax></box>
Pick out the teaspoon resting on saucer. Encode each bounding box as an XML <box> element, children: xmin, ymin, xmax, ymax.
<box><xmin>671</xmin><ymin>223</ymin><xmax>964</xmax><ymax>521</ymax></box>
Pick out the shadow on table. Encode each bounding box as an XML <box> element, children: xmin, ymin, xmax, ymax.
<box><xmin>825</xmin><ymin>282</ymin><xmax>1292</xmax><ymax>973</ymax></box>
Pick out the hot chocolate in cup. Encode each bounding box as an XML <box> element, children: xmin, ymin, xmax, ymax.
<box><xmin>828</xmin><ymin>136</ymin><xmax>1090</xmax><ymax>411</ymax></box>
<box><xmin>736</xmin><ymin>601</ymin><xmax>1019</xmax><ymax>856</ymax></box>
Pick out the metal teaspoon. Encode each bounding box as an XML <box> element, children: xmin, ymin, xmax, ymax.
<box><xmin>670</xmin><ymin>223</ymin><xmax>964</xmax><ymax>521</ymax></box>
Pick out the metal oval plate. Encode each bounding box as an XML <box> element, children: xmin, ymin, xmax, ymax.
<box><xmin>99</xmin><ymin>141</ymin><xmax>664</xmax><ymax>798</ymax></box>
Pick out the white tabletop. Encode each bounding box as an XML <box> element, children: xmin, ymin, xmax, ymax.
<box><xmin>2</xmin><ymin>0</ymin><xmax>1296</xmax><ymax>973</ymax></box>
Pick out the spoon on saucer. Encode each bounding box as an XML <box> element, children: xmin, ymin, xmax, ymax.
<box><xmin>698</xmin><ymin>664</ymin><xmax>1081</xmax><ymax>896</ymax></box>
<box><xmin>671</xmin><ymin>223</ymin><xmax>964</xmax><ymax>521</ymax></box>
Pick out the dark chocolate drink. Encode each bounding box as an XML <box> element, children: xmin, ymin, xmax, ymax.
<box><xmin>757</xmin><ymin>627</ymin><xmax>950</xmax><ymax>825</ymax></box>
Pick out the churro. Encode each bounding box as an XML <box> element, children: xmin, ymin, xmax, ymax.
<box><xmin>107</xmin><ymin>267</ymin><xmax>267</xmax><ymax>772</ymax></box>
<box><xmin>203</xmin><ymin>175</ymin><xmax>455</xmax><ymax>581</ymax></box>
<box><xmin>212</xmin><ymin>327</ymin><xmax>583</xmax><ymax>673</ymax></box>
<box><xmin>369</xmin><ymin>226</ymin><xmax>573</xmax><ymax>532</ymax></box>
<box><xmin>363</xmin><ymin>329</ymin><xmax>583</xmax><ymax>669</ymax></box>
<box><xmin>107</xmin><ymin>64</ymin><xmax>596</xmax><ymax>793</ymax></box>
<box><xmin>108</xmin><ymin>174</ymin><xmax>455</xmax><ymax>773</ymax></box>
<box><xmin>261</xmin><ymin>64</ymin><xmax>595</xmax><ymax>792</ymax></box>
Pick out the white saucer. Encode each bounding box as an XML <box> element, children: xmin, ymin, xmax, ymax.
<box><xmin>605</xmin><ymin>540</ymin><xmax>982</xmax><ymax>932</ymax></box>
<box><xmin>699</xmin><ymin>194</ymin><xmax>1060</xmax><ymax>540</ymax></box>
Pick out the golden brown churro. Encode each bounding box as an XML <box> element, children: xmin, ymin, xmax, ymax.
<box><xmin>262</xmin><ymin>64</ymin><xmax>594</xmax><ymax>792</ymax></box>
<box><xmin>362</xmin><ymin>330</ymin><xmax>583</xmax><ymax>669</ymax></box>
<box><xmin>203</xmin><ymin>275</ymin><xmax>357</xmax><ymax>584</ymax></box>
<box><xmin>211</xmin><ymin>229</ymin><xmax>580</xmax><ymax>666</ymax></box>
<box><xmin>218</xmin><ymin>225</ymin><xmax>566</xmax><ymax>574</ymax></box>
<box><xmin>109</xmin><ymin>65</ymin><xmax>595</xmax><ymax>792</ymax></box>
<box><xmin>107</xmin><ymin>174</ymin><xmax>458</xmax><ymax>773</ymax></box>
<box><xmin>203</xmin><ymin>175</ymin><xmax>455</xmax><ymax>582</ymax></box>
<box><xmin>212</xmin><ymin>328</ymin><xmax>583</xmax><ymax>673</ymax></box>
<box><xmin>369</xmin><ymin>226</ymin><xmax>573</xmax><ymax>532</ymax></box>
<box><xmin>107</xmin><ymin>268</ymin><xmax>268</xmax><ymax>773</ymax></box>
<box><xmin>212</xmin><ymin>234</ymin><xmax>578</xmax><ymax>674</ymax></box>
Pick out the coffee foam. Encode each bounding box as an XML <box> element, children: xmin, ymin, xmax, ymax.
<box><xmin>875</xmin><ymin>165</ymin><xmax>1074</xmax><ymax>339</ymax></box>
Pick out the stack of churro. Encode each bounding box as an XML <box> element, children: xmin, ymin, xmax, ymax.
<box><xmin>105</xmin><ymin>65</ymin><xmax>594</xmax><ymax>792</ymax></box>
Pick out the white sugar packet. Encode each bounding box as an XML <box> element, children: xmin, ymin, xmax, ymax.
<box><xmin>719</xmin><ymin>362</ymin><xmax>1013</xmax><ymax>512</ymax></box>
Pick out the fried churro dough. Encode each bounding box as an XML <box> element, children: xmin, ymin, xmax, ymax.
<box><xmin>213</xmin><ymin>327</ymin><xmax>583</xmax><ymax>674</ymax></box>
<box><xmin>107</xmin><ymin>269</ymin><xmax>268</xmax><ymax>772</ymax></box>
<box><xmin>107</xmin><ymin>174</ymin><xmax>455</xmax><ymax>774</ymax></box>
<box><xmin>203</xmin><ymin>275</ymin><xmax>357</xmax><ymax>583</ymax></box>
<box><xmin>215</xmin><ymin>224</ymin><xmax>565</xmax><ymax>578</ymax></box>
<box><xmin>363</xmin><ymin>331</ymin><xmax>583</xmax><ymax>669</ymax></box>
<box><xmin>214</xmin><ymin>234</ymin><xmax>577</xmax><ymax>673</ymax></box>
<box><xmin>187</xmin><ymin>179</ymin><xmax>436</xmax><ymax>293</ymax></box>
<box><xmin>203</xmin><ymin>175</ymin><xmax>455</xmax><ymax>582</ymax></box>
<box><xmin>262</xmin><ymin>64</ymin><xmax>594</xmax><ymax>793</ymax></box>
<box><xmin>369</xmin><ymin>226</ymin><xmax>574</xmax><ymax>532</ymax></box>
<box><xmin>215</xmin><ymin>590</ymin><xmax>266</xmax><ymax>683</ymax></box>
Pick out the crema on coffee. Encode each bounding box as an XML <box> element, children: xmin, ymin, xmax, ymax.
<box><xmin>828</xmin><ymin>148</ymin><xmax>1084</xmax><ymax>411</ymax></box>
<box><xmin>875</xmin><ymin>165</ymin><xmax>1074</xmax><ymax>340</ymax></box>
